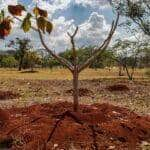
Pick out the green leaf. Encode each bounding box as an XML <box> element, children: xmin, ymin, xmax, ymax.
<box><xmin>21</xmin><ymin>13</ymin><xmax>32</xmax><ymax>32</ymax></box>
<box><xmin>37</xmin><ymin>17</ymin><xmax>47</xmax><ymax>33</ymax></box>
<box><xmin>46</xmin><ymin>21</ymin><xmax>53</xmax><ymax>34</ymax></box>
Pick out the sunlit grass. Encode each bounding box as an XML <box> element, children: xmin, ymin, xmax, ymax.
<box><xmin>0</xmin><ymin>68</ymin><xmax>148</xmax><ymax>80</ymax></box>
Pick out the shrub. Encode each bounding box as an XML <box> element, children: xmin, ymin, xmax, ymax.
<box><xmin>145</xmin><ymin>69</ymin><xmax>150</xmax><ymax>77</ymax></box>
<box><xmin>1</xmin><ymin>56</ymin><xmax>18</xmax><ymax>68</ymax></box>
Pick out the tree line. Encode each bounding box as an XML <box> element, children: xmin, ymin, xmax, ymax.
<box><xmin>0</xmin><ymin>38</ymin><xmax>149</xmax><ymax>74</ymax></box>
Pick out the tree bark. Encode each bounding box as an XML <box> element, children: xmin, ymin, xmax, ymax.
<box><xmin>18</xmin><ymin>57</ymin><xmax>23</xmax><ymax>71</ymax></box>
<box><xmin>119</xmin><ymin>65</ymin><xmax>124</xmax><ymax>76</ymax></box>
<box><xmin>73</xmin><ymin>70</ymin><xmax>79</xmax><ymax>112</ymax></box>
<box><xmin>124</xmin><ymin>65</ymin><xmax>133</xmax><ymax>80</ymax></box>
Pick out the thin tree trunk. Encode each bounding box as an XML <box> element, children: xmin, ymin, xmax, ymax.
<box><xmin>119</xmin><ymin>64</ymin><xmax>123</xmax><ymax>76</ymax></box>
<box><xmin>31</xmin><ymin>66</ymin><xmax>34</xmax><ymax>72</ymax></box>
<box><xmin>130</xmin><ymin>57</ymin><xmax>137</xmax><ymax>81</ymax></box>
<box><xmin>73</xmin><ymin>69</ymin><xmax>79</xmax><ymax>112</ymax></box>
<box><xmin>18</xmin><ymin>58</ymin><xmax>23</xmax><ymax>71</ymax></box>
<box><xmin>124</xmin><ymin>65</ymin><xmax>132</xmax><ymax>80</ymax></box>
<box><xmin>130</xmin><ymin>67</ymin><xmax>135</xmax><ymax>80</ymax></box>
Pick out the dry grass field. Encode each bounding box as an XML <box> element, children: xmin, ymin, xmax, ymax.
<box><xmin>0</xmin><ymin>68</ymin><xmax>149</xmax><ymax>114</ymax></box>
<box><xmin>0</xmin><ymin>68</ymin><xmax>148</xmax><ymax>80</ymax></box>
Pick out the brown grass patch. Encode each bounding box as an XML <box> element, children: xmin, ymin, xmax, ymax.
<box><xmin>107</xmin><ymin>84</ymin><xmax>130</xmax><ymax>91</ymax></box>
<box><xmin>66</xmin><ymin>88</ymin><xmax>93</xmax><ymax>97</ymax></box>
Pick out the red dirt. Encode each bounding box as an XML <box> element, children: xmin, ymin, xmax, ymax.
<box><xmin>0</xmin><ymin>102</ymin><xmax>149</xmax><ymax>149</ymax></box>
<box><xmin>66</xmin><ymin>88</ymin><xmax>93</xmax><ymax>97</ymax></box>
<box><xmin>107</xmin><ymin>84</ymin><xmax>130</xmax><ymax>92</ymax></box>
<box><xmin>0</xmin><ymin>91</ymin><xmax>20</xmax><ymax>100</ymax></box>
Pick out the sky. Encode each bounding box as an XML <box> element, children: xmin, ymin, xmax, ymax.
<box><xmin>0</xmin><ymin>0</ymin><xmax>137</xmax><ymax>52</ymax></box>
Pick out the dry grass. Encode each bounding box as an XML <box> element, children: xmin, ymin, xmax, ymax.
<box><xmin>0</xmin><ymin>68</ymin><xmax>148</xmax><ymax>80</ymax></box>
<box><xmin>0</xmin><ymin>68</ymin><xmax>149</xmax><ymax>114</ymax></box>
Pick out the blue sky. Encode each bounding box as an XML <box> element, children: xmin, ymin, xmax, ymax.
<box><xmin>0</xmin><ymin>0</ymin><xmax>129</xmax><ymax>52</ymax></box>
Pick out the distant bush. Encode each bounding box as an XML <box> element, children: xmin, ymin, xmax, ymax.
<box><xmin>1</xmin><ymin>56</ymin><xmax>18</xmax><ymax>68</ymax></box>
<box><xmin>145</xmin><ymin>69</ymin><xmax>150</xmax><ymax>77</ymax></box>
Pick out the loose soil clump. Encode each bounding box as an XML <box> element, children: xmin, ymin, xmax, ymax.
<box><xmin>107</xmin><ymin>84</ymin><xmax>130</xmax><ymax>92</ymax></box>
<box><xmin>0</xmin><ymin>91</ymin><xmax>20</xmax><ymax>100</ymax></box>
<box><xmin>0</xmin><ymin>102</ymin><xmax>149</xmax><ymax>149</ymax></box>
<box><xmin>66</xmin><ymin>88</ymin><xmax>93</xmax><ymax>97</ymax></box>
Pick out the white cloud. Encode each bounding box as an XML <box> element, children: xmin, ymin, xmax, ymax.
<box><xmin>46</xmin><ymin>16</ymin><xmax>75</xmax><ymax>51</ymax></box>
<box><xmin>75</xmin><ymin>0</ymin><xmax>110</xmax><ymax>9</ymax></box>
<box><xmin>11</xmin><ymin>12</ymin><xmax>112</xmax><ymax>52</ymax></box>
<box><xmin>76</xmin><ymin>12</ymin><xmax>111</xmax><ymax>47</ymax></box>
<box><xmin>28</xmin><ymin>0</ymin><xmax>72</xmax><ymax>18</ymax></box>
<box><xmin>0</xmin><ymin>0</ymin><xmax>117</xmax><ymax>52</ymax></box>
<box><xmin>46</xmin><ymin>12</ymin><xmax>112</xmax><ymax>51</ymax></box>
<box><xmin>0</xmin><ymin>0</ymin><xmax>18</xmax><ymax>10</ymax></box>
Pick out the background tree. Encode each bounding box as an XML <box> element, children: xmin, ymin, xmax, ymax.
<box><xmin>4</xmin><ymin>4</ymin><xmax>119</xmax><ymax>112</ymax></box>
<box><xmin>23</xmin><ymin>51</ymin><xmax>42</xmax><ymax>71</ymax></box>
<box><xmin>111</xmin><ymin>0</ymin><xmax>150</xmax><ymax>36</ymax></box>
<box><xmin>41</xmin><ymin>55</ymin><xmax>60</xmax><ymax>69</ymax></box>
<box><xmin>59</xmin><ymin>47</ymin><xmax>116</xmax><ymax>69</ymax></box>
<box><xmin>112</xmin><ymin>39</ymin><xmax>145</xmax><ymax>80</ymax></box>
<box><xmin>8</xmin><ymin>38</ymin><xmax>32</xmax><ymax>71</ymax></box>
<box><xmin>138</xmin><ymin>43</ymin><xmax>150</xmax><ymax>68</ymax></box>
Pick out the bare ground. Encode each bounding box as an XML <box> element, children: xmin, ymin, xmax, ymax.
<box><xmin>0</xmin><ymin>102</ymin><xmax>150</xmax><ymax>150</ymax></box>
<box><xmin>0</xmin><ymin>78</ymin><xmax>149</xmax><ymax>114</ymax></box>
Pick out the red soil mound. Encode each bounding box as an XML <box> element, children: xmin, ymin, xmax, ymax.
<box><xmin>0</xmin><ymin>102</ymin><xmax>149</xmax><ymax>149</ymax></box>
<box><xmin>0</xmin><ymin>109</ymin><xmax>10</xmax><ymax>127</ymax></box>
<box><xmin>107</xmin><ymin>84</ymin><xmax>130</xmax><ymax>91</ymax></box>
<box><xmin>0</xmin><ymin>91</ymin><xmax>20</xmax><ymax>100</ymax></box>
<box><xmin>66</xmin><ymin>88</ymin><xmax>93</xmax><ymax>97</ymax></box>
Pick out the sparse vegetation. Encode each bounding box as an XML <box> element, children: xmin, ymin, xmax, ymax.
<box><xmin>0</xmin><ymin>1</ymin><xmax>149</xmax><ymax>149</ymax></box>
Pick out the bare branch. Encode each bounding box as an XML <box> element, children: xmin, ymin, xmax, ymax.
<box><xmin>78</xmin><ymin>13</ymin><xmax>120</xmax><ymax>72</ymax></box>
<box><xmin>67</xmin><ymin>26</ymin><xmax>79</xmax><ymax>38</ymax></box>
<box><xmin>37</xmin><ymin>28</ymin><xmax>74</xmax><ymax>72</ymax></box>
<box><xmin>14</xmin><ymin>16</ymin><xmax>74</xmax><ymax>72</ymax></box>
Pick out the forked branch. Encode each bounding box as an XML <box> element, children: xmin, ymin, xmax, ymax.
<box><xmin>67</xmin><ymin>27</ymin><xmax>79</xmax><ymax>66</ymax></box>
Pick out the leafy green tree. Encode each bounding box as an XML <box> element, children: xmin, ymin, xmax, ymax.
<box><xmin>23</xmin><ymin>51</ymin><xmax>42</xmax><ymax>71</ymax></box>
<box><xmin>139</xmin><ymin>44</ymin><xmax>150</xmax><ymax>68</ymax></box>
<box><xmin>111</xmin><ymin>0</ymin><xmax>150</xmax><ymax>36</ymax></box>
<box><xmin>41</xmin><ymin>55</ymin><xmax>60</xmax><ymax>69</ymax></box>
<box><xmin>112</xmin><ymin>39</ymin><xmax>145</xmax><ymax>80</ymax></box>
<box><xmin>59</xmin><ymin>47</ymin><xmax>116</xmax><ymax>69</ymax></box>
<box><xmin>8</xmin><ymin>38</ymin><xmax>32</xmax><ymax>71</ymax></box>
